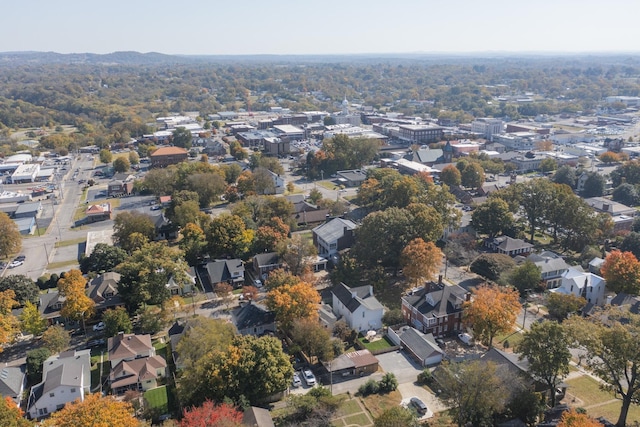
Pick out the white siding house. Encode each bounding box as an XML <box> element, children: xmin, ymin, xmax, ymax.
<box><xmin>550</xmin><ymin>268</ymin><xmax>606</xmax><ymax>306</ymax></box>
<box><xmin>331</xmin><ymin>283</ymin><xmax>384</xmax><ymax>332</ymax></box>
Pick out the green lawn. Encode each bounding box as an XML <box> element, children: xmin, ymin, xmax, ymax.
<box><xmin>358</xmin><ymin>336</ymin><xmax>395</xmax><ymax>352</ymax></box>
<box><xmin>335</xmin><ymin>399</ymin><xmax>362</xmax><ymax>417</ymax></box>
<box><xmin>55</xmin><ymin>237</ymin><xmax>87</xmax><ymax>248</ymax></box>
<box><xmin>586</xmin><ymin>400</ymin><xmax>640</xmax><ymax>423</ymax></box>
<box><xmin>565</xmin><ymin>375</ymin><xmax>614</xmax><ymax>407</ymax></box>
<box><xmin>46</xmin><ymin>259</ymin><xmax>79</xmax><ymax>270</ymax></box>
<box><xmin>144</xmin><ymin>386</ymin><xmax>169</xmax><ymax>414</ymax></box>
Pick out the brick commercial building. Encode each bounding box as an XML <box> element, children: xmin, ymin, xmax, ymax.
<box><xmin>150</xmin><ymin>146</ymin><xmax>188</xmax><ymax>168</ymax></box>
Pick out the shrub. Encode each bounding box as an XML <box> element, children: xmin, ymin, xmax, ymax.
<box><xmin>417</xmin><ymin>368</ymin><xmax>432</xmax><ymax>385</ymax></box>
<box><xmin>358</xmin><ymin>379</ymin><xmax>380</xmax><ymax>396</ymax></box>
<box><xmin>378</xmin><ymin>372</ymin><xmax>398</xmax><ymax>393</ymax></box>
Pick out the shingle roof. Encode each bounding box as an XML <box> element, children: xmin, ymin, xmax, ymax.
<box><xmin>88</xmin><ymin>272</ymin><xmax>121</xmax><ymax>304</ymax></box>
<box><xmin>313</xmin><ymin>218</ymin><xmax>357</xmax><ymax>243</ymax></box>
<box><xmin>0</xmin><ymin>366</ymin><xmax>25</xmax><ymax>399</ymax></box>
<box><xmin>492</xmin><ymin>236</ymin><xmax>534</xmax><ymax>252</ymax></box>
<box><xmin>110</xmin><ymin>356</ymin><xmax>166</xmax><ymax>389</ymax></box>
<box><xmin>253</xmin><ymin>252</ymin><xmax>280</xmax><ymax>267</ymax></box>
<box><xmin>332</xmin><ymin>282</ymin><xmax>383</xmax><ymax>313</ymax></box>
<box><xmin>402</xmin><ymin>283</ymin><xmax>468</xmax><ymax>318</ymax></box>
<box><xmin>233</xmin><ymin>302</ymin><xmax>276</xmax><ymax>332</ymax></box>
<box><xmin>326</xmin><ymin>349</ymin><xmax>378</xmax><ymax>372</ymax></box>
<box><xmin>398</xmin><ymin>327</ymin><xmax>443</xmax><ymax>361</ymax></box>
<box><xmin>108</xmin><ymin>333</ymin><xmax>153</xmax><ymax>361</ymax></box>
<box><xmin>205</xmin><ymin>259</ymin><xmax>244</xmax><ymax>284</ymax></box>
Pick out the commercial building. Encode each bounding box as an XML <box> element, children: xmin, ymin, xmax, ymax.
<box><xmin>150</xmin><ymin>146</ymin><xmax>188</xmax><ymax>168</ymax></box>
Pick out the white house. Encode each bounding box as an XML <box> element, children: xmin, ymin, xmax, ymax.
<box><xmin>550</xmin><ymin>268</ymin><xmax>606</xmax><ymax>306</ymax></box>
<box><xmin>331</xmin><ymin>282</ymin><xmax>384</xmax><ymax>332</ymax></box>
<box><xmin>27</xmin><ymin>350</ymin><xmax>91</xmax><ymax>419</ymax></box>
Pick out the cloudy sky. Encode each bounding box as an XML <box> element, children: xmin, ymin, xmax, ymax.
<box><xmin>3</xmin><ymin>0</ymin><xmax>638</xmax><ymax>55</ymax></box>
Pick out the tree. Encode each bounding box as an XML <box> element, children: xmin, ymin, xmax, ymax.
<box><xmin>173</xmin><ymin>200</ymin><xmax>201</xmax><ymax>229</ymax></box>
<box><xmin>143</xmin><ymin>167</ymin><xmax>177</xmax><ymax>196</ymax></box>
<box><xmin>557</xmin><ymin>408</ymin><xmax>604</xmax><ymax>427</ymax></box>
<box><xmin>215</xmin><ymin>282</ymin><xmax>234</xmax><ymax>308</ymax></box>
<box><xmin>183</xmin><ymin>334</ymin><xmax>292</xmax><ymax>406</ymax></box>
<box><xmin>373</xmin><ymin>406</ymin><xmax>418</xmax><ymax>427</ymax></box>
<box><xmin>290</xmin><ymin>318</ymin><xmax>334</xmax><ymax>363</ymax></box>
<box><xmin>582</xmin><ymin>172</ymin><xmax>606</xmax><ymax>197</ymax></box>
<box><xmin>206</xmin><ymin>214</ymin><xmax>254</xmax><ymax>259</ymax></box>
<box><xmin>172</xmin><ymin>126</ymin><xmax>193</xmax><ymax>149</ymax></box>
<box><xmin>308</xmin><ymin>188</ymin><xmax>323</xmax><ymax>204</ymax></box>
<box><xmin>460</xmin><ymin>162</ymin><xmax>485</xmax><ymax>189</ymax></box>
<box><xmin>128</xmin><ymin>150</ymin><xmax>139</xmax><ymax>165</ymax></box>
<box><xmin>0</xmin><ymin>289</ymin><xmax>19</xmax><ymax>350</ymax></box>
<box><xmin>0</xmin><ymin>275</ymin><xmax>39</xmax><ymax>306</ymax></box>
<box><xmin>175</xmin><ymin>317</ymin><xmax>236</xmax><ymax>375</ymax></box>
<box><xmin>520</xmin><ymin>178</ymin><xmax>554</xmax><ymax>242</ymax></box>
<box><xmin>506</xmin><ymin>260</ymin><xmax>541</xmax><ymax>295</ymax></box>
<box><xmin>186</xmin><ymin>173</ymin><xmax>226</xmax><ymax>207</ymax></box>
<box><xmin>20</xmin><ymin>301</ymin><xmax>47</xmax><ymax>336</ymax></box>
<box><xmin>470</xmin><ymin>253</ymin><xmax>516</xmax><ymax>281</ymax></box>
<box><xmin>113</xmin><ymin>156</ymin><xmax>130</xmax><ymax>173</ymax></box>
<box><xmin>0</xmin><ymin>212</ymin><xmax>21</xmax><ymax>260</ymax></box>
<box><xmin>0</xmin><ymin>395</ymin><xmax>32</xmax><ymax>427</ymax></box>
<box><xmin>99</xmin><ymin>149</ymin><xmax>113</xmax><ymax>164</ymax></box>
<box><xmin>117</xmin><ymin>242</ymin><xmax>190</xmax><ymax>310</ymax></box>
<box><xmin>180</xmin><ymin>400</ymin><xmax>242</xmax><ymax>427</ymax></box>
<box><xmin>600</xmin><ymin>250</ymin><xmax>640</xmax><ymax>295</ymax></box>
<box><xmin>599</xmin><ymin>151</ymin><xmax>620</xmax><ymax>165</ymax></box>
<box><xmin>539</xmin><ymin>157</ymin><xmax>557</xmax><ymax>172</ymax></box>
<box><xmin>434</xmin><ymin>360</ymin><xmax>510</xmax><ymax>427</ymax></box>
<box><xmin>58</xmin><ymin>269</ymin><xmax>95</xmax><ymax>322</ymax></box>
<box><xmin>265</xmin><ymin>268</ymin><xmax>299</xmax><ymax>290</ymax></box>
<box><xmin>620</xmin><ymin>231</ymin><xmax>640</xmax><ymax>259</ymax></box>
<box><xmin>135</xmin><ymin>306</ymin><xmax>168</xmax><ymax>335</ymax></box>
<box><xmin>80</xmin><ymin>243</ymin><xmax>127</xmax><ymax>274</ymax></box>
<box><xmin>463</xmin><ymin>283</ymin><xmax>521</xmax><ymax>348</ymax></box>
<box><xmin>554</xmin><ymin>165</ymin><xmax>577</xmax><ymax>188</ymax></box>
<box><xmin>516</xmin><ymin>321</ymin><xmax>571</xmax><ymax>407</ymax></box>
<box><xmin>277</xmin><ymin>233</ymin><xmax>317</xmax><ymax>277</ymax></box>
<box><xmin>565</xmin><ymin>308</ymin><xmax>640</xmax><ymax>427</ymax></box>
<box><xmin>612</xmin><ymin>183</ymin><xmax>638</xmax><ymax>206</ymax></box>
<box><xmin>179</xmin><ymin>223</ymin><xmax>208</xmax><ymax>266</ymax></box>
<box><xmin>102</xmin><ymin>307</ymin><xmax>133</xmax><ymax>337</ymax></box>
<box><xmin>113</xmin><ymin>211</ymin><xmax>156</xmax><ymax>254</ymax></box>
<box><xmin>440</xmin><ymin>164</ymin><xmax>461</xmax><ymax>187</ymax></box>
<box><xmin>267</xmin><ymin>281</ymin><xmax>321</xmax><ymax>330</ymax></box>
<box><xmin>400</xmin><ymin>238</ymin><xmax>442</xmax><ymax>288</ymax></box>
<box><xmin>546</xmin><ymin>292</ymin><xmax>587</xmax><ymax>321</ymax></box>
<box><xmin>253</xmin><ymin>217</ymin><xmax>290</xmax><ymax>253</ymax></box>
<box><xmin>41</xmin><ymin>393</ymin><xmax>139</xmax><ymax>427</ymax></box>
<box><xmin>471</xmin><ymin>198</ymin><xmax>514</xmax><ymax>238</ymax></box>
<box><xmin>26</xmin><ymin>348</ymin><xmax>50</xmax><ymax>384</ymax></box>
<box><xmin>42</xmin><ymin>325</ymin><xmax>70</xmax><ymax>353</ymax></box>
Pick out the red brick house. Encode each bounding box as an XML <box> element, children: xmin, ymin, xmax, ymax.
<box><xmin>401</xmin><ymin>281</ymin><xmax>470</xmax><ymax>338</ymax></box>
<box><xmin>150</xmin><ymin>146</ymin><xmax>188</xmax><ymax>168</ymax></box>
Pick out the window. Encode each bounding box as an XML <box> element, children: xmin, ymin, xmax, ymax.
<box><xmin>70</xmin><ymin>388</ymin><xmax>76</xmax><ymax>393</ymax></box>
<box><xmin>49</xmin><ymin>393</ymin><xmax>55</xmax><ymax>398</ymax></box>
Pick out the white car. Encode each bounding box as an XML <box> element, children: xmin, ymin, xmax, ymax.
<box><xmin>302</xmin><ymin>369</ymin><xmax>316</xmax><ymax>386</ymax></box>
<box><xmin>92</xmin><ymin>322</ymin><xmax>106</xmax><ymax>332</ymax></box>
<box><xmin>292</xmin><ymin>372</ymin><xmax>302</xmax><ymax>387</ymax></box>
<box><xmin>8</xmin><ymin>260</ymin><xmax>23</xmax><ymax>269</ymax></box>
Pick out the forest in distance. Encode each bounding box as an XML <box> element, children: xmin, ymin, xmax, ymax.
<box><xmin>1</xmin><ymin>51</ymin><xmax>640</xmax><ymax>154</ymax></box>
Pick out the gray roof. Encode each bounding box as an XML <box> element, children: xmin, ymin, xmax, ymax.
<box><xmin>398</xmin><ymin>327</ymin><xmax>443</xmax><ymax>361</ymax></box>
<box><xmin>254</xmin><ymin>252</ymin><xmax>280</xmax><ymax>267</ymax></box>
<box><xmin>402</xmin><ymin>283</ymin><xmax>468</xmax><ymax>318</ymax></box>
<box><xmin>332</xmin><ymin>282</ymin><xmax>383</xmax><ymax>313</ymax></box>
<box><xmin>233</xmin><ymin>302</ymin><xmax>276</xmax><ymax>332</ymax></box>
<box><xmin>14</xmin><ymin>201</ymin><xmax>41</xmax><ymax>216</ymax></box>
<box><xmin>527</xmin><ymin>254</ymin><xmax>569</xmax><ymax>274</ymax></box>
<box><xmin>610</xmin><ymin>293</ymin><xmax>640</xmax><ymax>314</ymax></box>
<box><xmin>0</xmin><ymin>365</ymin><xmax>25</xmax><ymax>399</ymax></box>
<box><xmin>43</xmin><ymin>363</ymin><xmax>83</xmax><ymax>394</ymax></box>
<box><xmin>313</xmin><ymin>218</ymin><xmax>357</xmax><ymax>243</ymax></box>
<box><xmin>480</xmin><ymin>347</ymin><xmax>530</xmax><ymax>376</ymax></box>
<box><xmin>410</xmin><ymin>148</ymin><xmax>444</xmax><ymax>164</ymax></box>
<box><xmin>337</xmin><ymin>169</ymin><xmax>367</xmax><ymax>182</ymax></box>
<box><xmin>205</xmin><ymin>259</ymin><xmax>244</xmax><ymax>284</ymax></box>
<box><xmin>490</xmin><ymin>236</ymin><xmax>534</xmax><ymax>252</ymax></box>
<box><xmin>242</xmin><ymin>406</ymin><xmax>275</xmax><ymax>427</ymax></box>
<box><xmin>88</xmin><ymin>272</ymin><xmax>122</xmax><ymax>305</ymax></box>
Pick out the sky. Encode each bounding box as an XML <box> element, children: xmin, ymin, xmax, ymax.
<box><xmin>3</xmin><ymin>0</ymin><xmax>640</xmax><ymax>56</ymax></box>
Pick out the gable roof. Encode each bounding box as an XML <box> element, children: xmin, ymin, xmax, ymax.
<box><xmin>610</xmin><ymin>292</ymin><xmax>640</xmax><ymax>314</ymax></box>
<box><xmin>253</xmin><ymin>252</ymin><xmax>280</xmax><ymax>267</ymax></box>
<box><xmin>489</xmin><ymin>236</ymin><xmax>534</xmax><ymax>252</ymax></box>
<box><xmin>402</xmin><ymin>283</ymin><xmax>468</xmax><ymax>318</ymax></box>
<box><xmin>480</xmin><ymin>347</ymin><xmax>530</xmax><ymax>377</ymax></box>
<box><xmin>39</xmin><ymin>290</ymin><xmax>65</xmax><ymax>318</ymax></box>
<box><xmin>526</xmin><ymin>253</ymin><xmax>569</xmax><ymax>274</ymax></box>
<box><xmin>108</xmin><ymin>333</ymin><xmax>153</xmax><ymax>361</ymax></box>
<box><xmin>205</xmin><ymin>259</ymin><xmax>244</xmax><ymax>284</ymax></box>
<box><xmin>313</xmin><ymin>218</ymin><xmax>357</xmax><ymax>243</ymax></box>
<box><xmin>398</xmin><ymin>327</ymin><xmax>443</xmax><ymax>360</ymax></box>
<box><xmin>326</xmin><ymin>349</ymin><xmax>378</xmax><ymax>372</ymax></box>
<box><xmin>332</xmin><ymin>282</ymin><xmax>383</xmax><ymax>313</ymax></box>
<box><xmin>0</xmin><ymin>366</ymin><xmax>25</xmax><ymax>399</ymax></box>
<box><xmin>110</xmin><ymin>355</ymin><xmax>166</xmax><ymax>389</ymax></box>
<box><xmin>233</xmin><ymin>302</ymin><xmax>276</xmax><ymax>332</ymax></box>
<box><xmin>88</xmin><ymin>272</ymin><xmax>122</xmax><ymax>304</ymax></box>
<box><xmin>242</xmin><ymin>406</ymin><xmax>275</xmax><ymax>427</ymax></box>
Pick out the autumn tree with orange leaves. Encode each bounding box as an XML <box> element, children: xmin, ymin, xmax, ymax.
<box><xmin>463</xmin><ymin>284</ymin><xmax>521</xmax><ymax>349</ymax></box>
<box><xmin>600</xmin><ymin>250</ymin><xmax>640</xmax><ymax>295</ymax></box>
<box><xmin>0</xmin><ymin>395</ymin><xmax>31</xmax><ymax>426</ymax></box>
<box><xmin>401</xmin><ymin>238</ymin><xmax>442</xmax><ymax>288</ymax></box>
<box><xmin>0</xmin><ymin>290</ymin><xmax>20</xmax><ymax>352</ymax></box>
<box><xmin>557</xmin><ymin>408</ymin><xmax>603</xmax><ymax>427</ymax></box>
<box><xmin>41</xmin><ymin>393</ymin><xmax>139</xmax><ymax>427</ymax></box>
<box><xmin>180</xmin><ymin>400</ymin><xmax>242</xmax><ymax>427</ymax></box>
<box><xmin>266</xmin><ymin>281</ymin><xmax>320</xmax><ymax>331</ymax></box>
<box><xmin>58</xmin><ymin>269</ymin><xmax>95</xmax><ymax>322</ymax></box>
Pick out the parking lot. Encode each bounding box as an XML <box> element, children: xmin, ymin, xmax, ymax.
<box><xmin>376</xmin><ymin>350</ymin><xmax>423</xmax><ymax>384</ymax></box>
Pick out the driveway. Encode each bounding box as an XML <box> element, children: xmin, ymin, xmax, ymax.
<box><xmin>376</xmin><ymin>350</ymin><xmax>423</xmax><ymax>384</ymax></box>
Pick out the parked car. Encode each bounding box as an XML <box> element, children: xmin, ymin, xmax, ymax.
<box><xmin>14</xmin><ymin>255</ymin><xmax>26</xmax><ymax>261</ymax></box>
<box><xmin>292</xmin><ymin>372</ymin><xmax>302</xmax><ymax>388</ymax></box>
<box><xmin>253</xmin><ymin>279</ymin><xmax>263</xmax><ymax>288</ymax></box>
<box><xmin>86</xmin><ymin>338</ymin><xmax>106</xmax><ymax>348</ymax></box>
<box><xmin>410</xmin><ymin>397</ymin><xmax>428</xmax><ymax>415</ymax></box>
<box><xmin>150</xmin><ymin>204</ymin><xmax>162</xmax><ymax>211</ymax></box>
<box><xmin>302</xmin><ymin>369</ymin><xmax>316</xmax><ymax>386</ymax></box>
<box><xmin>458</xmin><ymin>332</ymin><xmax>473</xmax><ymax>346</ymax></box>
<box><xmin>8</xmin><ymin>260</ymin><xmax>24</xmax><ymax>268</ymax></box>
<box><xmin>92</xmin><ymin>322</ymin><xmax>106</xmax><ymax>332</ymax></box>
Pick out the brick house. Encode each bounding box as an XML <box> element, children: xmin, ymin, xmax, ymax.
<box><xmin>401</xmin><ymin>281</ymin><xmax>469</xmax><ymax>338</ymax></box>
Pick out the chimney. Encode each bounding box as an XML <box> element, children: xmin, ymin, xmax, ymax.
<box><xmin>602</xmin><ymin>203</ymin><xmax>610</xmax><ymax>212</ymax></box>
<box><xmin>606</xmin><ymin>295</ymin><xmax>613</xmax><ymax>305</ymax></box>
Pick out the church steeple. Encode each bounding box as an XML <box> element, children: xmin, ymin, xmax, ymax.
<box><xmin>342</xmin><ymin>96</ymin><xmax>349</xmax><ymax>115</ymax></box>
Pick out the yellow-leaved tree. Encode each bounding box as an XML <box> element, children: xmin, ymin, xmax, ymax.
<box><xmin>42</xmin><ymin>393</ymin><xmax>139</xmax><ymax>427</ymax></box>
<box><xmin>266</xmin><ymin>281</ymin><xmax>320</xmax><ymax>331</ymax></box>
<box><xmin>0</xmin><ymin>290</ymin><xmax>20</xmax><ymax>352</ymax></box>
